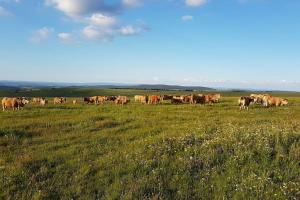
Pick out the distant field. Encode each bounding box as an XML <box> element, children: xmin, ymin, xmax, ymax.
<box><xmin>0</xmin><ymin>89</ymin><xmax>300</xmax><ymax>199</ymax></box>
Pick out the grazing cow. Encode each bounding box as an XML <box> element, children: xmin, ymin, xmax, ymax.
<box><xmin>161</xmin><ymin>95</ymin><xmax>173</xmax><ymax>101</ymax></box>
<box><xmin>2</xmin><ymin>97</ymin><xmax>29</xmax><ymax>111</ymax></box>
<box><xmin>53</xmin><ymin>97</ymin><xmax>66</xmax><ymax>104</ymax></box>
<box><xmin>40</xmin><ymin>98</ymin><xmax>48</xmax><ymax>106</ymax></box>
<box><xmin>134</xmin><ymin>95</ymin><xmax>148</xmax><ymax>104</ymax></box>
<box><xmin>106</xmin><ymin>96</ymin><xmax>117</xmax><ymax>101</ymax></box>
<box><xmin>32</xmin><ymin>97</ymin><xmax>44</xmax><ymax>104</ymax></box>
<box><xmin>209</xmin><ymin>94</ymin><xmax>221</xmax><ymax>103</ymax></box>
<box><xmin>97</xmin><ymin>96</ymin><xmax>106</xmax><ymax>104</ymax></box>
<box><xmin>238</xmin><ymin>96</ymin><xmax>254</xmax><ymax>110</ymax></box>
<box><xmin>263</xmin><ymin>96</ymin><xmax>288</xmax><ymax>107</ymax></box>
<box><xmin>134</xmin><ymin>95</ymin><xmax>143</xmax><ymax>102</ymax></box>
<box><xmin>171</xmin><ymin>96</ymin><xmax>184</xmax><ymax>104</ymax></box>
<box><xmin>72</xmin><ymin>100</ymin><xmax>77</xmax><ymax>105</ymax></box>
<box><xmin>250</xmin><ymin>94</ymin><xmax>266</xmax><ymax>105</ymax></box>
<box><xmin>203</xmin><ymin>94</ymin><xmax>221</xmax><ymax>104</ymax></box>
<box><xmin>83</xmin><ymin>96</ymin><xmax>98</xmax><ymax>104</ymax></box>
<box><xmin>115</xmin><ymin>96</ymin><xmax>130</xmax><ymax>105</ymax></box>
<box><xmin>182</xmin><ymin>95</ymin><xmax>191</xmax><ymax>104</ymax></box>
<box><xmin>190</xmin><ymin>94</ymin><xmax>205</xmax><ymax>104</ymax></box>
<box><xmin>148</xmin><ymin>95</ymin><xmax>160</xmax><ymax>105</ymax></box>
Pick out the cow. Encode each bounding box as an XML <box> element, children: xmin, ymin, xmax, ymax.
<box><xmin>134</xmin><ymin>95</ymin><xmax>148</xmax><ymax>104</ymax></box>
<box><xmin>182</xmin><ymin>95</ymin><xmax>191</xmax><ymax>104</ymax></box>
<box><xmin>40</xmin><ymin>98</ymin><xmax>48</xmax><ymax>106</ymax></box>
<box><xmin>148</xmin><ymin>95</ymin><xmax>160</xmax><ymax>105</ymax></box>
<box><xmin>238</xmin><ymin>96</ymin><xmax>254</xmax><ymax>110</ymax></box>
<box><xmin>106</xmin><ymin>96</ymin><xmax>117</xmax><ymax>101</ymax></box>
<box><xmin>209</xmin><ymin>94</ymin><xmax>221</xmax><ymax>103</ymax></box>
<box><xmin>83</xmin><ymin>96</ymin><xmax>98</xmax><ymax>104</ymax></box>
<box><xmin>134</xmin><ymin>95</ymin><xmax>143</xmax><ymax>102</ymax></box>
<box><xmin>171</xmin><ymin>96</ymin><xmax>184</xmax><ymax>104</ymax></box>
<box><xmin>161</xmin><ymin>95</ymin><xmax>173</xmax><ymax>101</ymax></box>
<box><xmin>2</xmin><ymin>97</ymin><xmax>29</xmax><ymax>111</ymax></box>
<box><xmin>53</xmin><ymin>97</ymin><xmax>66</xmax><ymax>104</ymax></box>
<box><xmin>72</xmin><ymin>100</ymin><xmax>77</xmax><ymax>105</ymax></box>
<box><xmin>190</xmin><ymin>94</ymin><xmax>205</xmax><ymax>104</ymax></box>
<box><xmin>250</xmin><ymin>94</ymin><xmax>267</xmax><ymax>105</ymax></box>
<box><xmin>32</xmin><ymin>97</ymin><xmax>44</xmax><ymax>104</ymax></box>
<box><xmin>115</xmin><ymin>96</ymin><xmax>130</xmax><ymax>105</ymax></box>
<box><xmin>97</xmin><ymin>96</ymin><xmax>106</xmax><ymax>104</ymax></box>
<box><xmin>263</xmin><ymin>96</ymin><xmax>288</xmax><ymax>107</ymax></box>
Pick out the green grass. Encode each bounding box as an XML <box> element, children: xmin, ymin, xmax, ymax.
<box><xmin>0</xmin><ymin>91</ymin><xmax>300</xmax><ymax>199</ymax></box>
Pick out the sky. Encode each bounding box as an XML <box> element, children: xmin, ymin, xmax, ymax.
<box><xmin>0</xmin><ymin>0</ymin><xmax>300</xmax><ymax>91</ymax></box>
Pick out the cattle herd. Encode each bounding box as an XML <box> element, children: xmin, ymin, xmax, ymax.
<box><xmin>1</xmin><ymin>93</ymin><xmax>289</xmax><ymax>111</ymax></box>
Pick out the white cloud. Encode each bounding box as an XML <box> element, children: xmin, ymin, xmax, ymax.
<box><xmin>0</xmin><ymin>6</ymin><xmax>13</xmax><ymax>16</ymax></box>
<box><xmin>82</xmin><ymin>25</ymin><xmax>114</xmax><ymax>41</ymax></box>
<box><xmin>88</xmin><ymin>13</ymin><xmax>117</xmax><ymax>27</ymax></box>
<box><xmin>30</xmin><ymin>27</ymin><xmax>54</xmax><ymax>43</ymax></box>
<box><xmin>181</xmin><ymin>15</ymin><xmax>193</xmax><ymax>21</ymax></box>
<box><xmin>122</xmin><ymin>0</ymin><xmax>142</xmax><ymax>7</ymax></box>
<box><xmin>185</xmin><ymin>0</ymin><xmax>208</xmax><ymax>7</ymax></box>
<box><xmin>58</xmin><ymin>32</ymin><xmax>73</xmax><ymax>43</ymax></box>
<box><xmin>119</xmin><ymin>25</ymin><xmax>141</xmax><ymax>36</ymax></box>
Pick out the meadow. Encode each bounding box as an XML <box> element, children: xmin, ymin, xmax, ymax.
<box><xmin>0</xmin><ymin>89</ymin><xmax>300</xmax><ymax>199</ymax></box>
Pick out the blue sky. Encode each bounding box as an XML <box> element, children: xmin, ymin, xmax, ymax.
<box><xmin>1</xmin><ymin>0</ymin><xmax>300</xmax><ymax>90</ymax></box>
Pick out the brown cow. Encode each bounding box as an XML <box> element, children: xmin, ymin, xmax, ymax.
<box><xmin>190</xmin><ymin>94</ymin><xmax>205</xmax><ymax>104</ymax></box>
<box><xmin>238</xmin><ymin>96</ymin><xmax>254</xmax><ymax>110</ymax></box>
<box><xmin>263</xmin><ymin>96</ymin><xmax>288</xmax><ymax>107</ymax></box>
<box><xmin>83</xmin><ymin>96</ymin><xmax>98</xmax><ymax>104</ymax></box>
<box><xmin>115</xmin><ymin>96</ymin><xmax>130</xmax><ymax>105</ymax></box>
<box><xmin>148</xmin><ymin>95</ymin><xmax>160</xmax><ymax>105</ymax></box>
<box><xmin>106</xmin><ymin>96</ymin><xmax>117</xmax><ymax>101</ymax></box>
<box><xmin>161</xmin><ymin>95</ymin><xmax>173</xmax><ymax>101</ymax></box>
<box><xmin>2</xmin><ymin>97</ymin><xmax>29</xmax><ymax>111</ymax></box>
<box><xmin>182</xmin><ymin>95</ymin><xmax>191</xmax><ymax>103</ymax></box>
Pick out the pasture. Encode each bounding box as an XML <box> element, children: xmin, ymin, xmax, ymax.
<box><xmin>0</xmin><ymin>89</ymin><xmax>300</xmax><ymax>199</ymax></box>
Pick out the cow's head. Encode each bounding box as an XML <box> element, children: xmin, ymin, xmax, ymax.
<box><xmin>282</xmin><ymin>99</ymin><xmax>289</xmax><ymax>106</ymax></box>
<box><xmin>21</xmin><ymin>98</ymin><xmax>29</xmax><ymax>105</ymax></box>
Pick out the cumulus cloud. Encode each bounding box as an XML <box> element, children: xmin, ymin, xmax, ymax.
<box><xmin>88</xmin><ymin>13</ymin><xmax>117</xmax><ymax>26</ymax></box>
<box><xmin>44</xmin><ymin>0</ymin><xmax>145</xmax><ymax>42</ymax></box>
<box><xmin>0</xmin><ymin>6</ymin><xmax>13</xmax><ymax>16</ymax></box>
<box><xmin>58</xmin><ymin>32</ymin><xmax>73</xmax><ymax>43</ymax></box>
<box><xmin>30</xmin><ymin>27</ymin><xmax>54</xmax><ymax>43</ymax></box>
<box><xmin>181</xmin><ymin>15</ymin><xmax>193</xmax><ymax>21</ymax></box>
<box><xmin>185</xmin><ymin>0</ymin><xmax>208</xmax><ymax>7</ymax></box>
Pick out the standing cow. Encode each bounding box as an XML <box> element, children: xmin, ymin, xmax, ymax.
<box><xmin>115</xmin><ymin>96</ymin><xmax>130</xmax><ymax>105</ymax></box>
<box><xmin>2</xmin><ymin>97</ymin><xmax>29</xmax><ymax>111</ymax></box>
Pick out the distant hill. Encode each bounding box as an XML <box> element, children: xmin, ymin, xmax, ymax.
<box><xmin>0</xmin><ymin>81</ymin><xmax>215</xmax><ymax>91</ymax></box>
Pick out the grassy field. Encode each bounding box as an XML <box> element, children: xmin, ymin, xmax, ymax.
<box><xmin>0</xmin><ymin>89</ymin><xmax>300</xmax><ymax>199</ymax></box>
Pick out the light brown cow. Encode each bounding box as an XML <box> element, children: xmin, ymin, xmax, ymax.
<box><xmin>263</xmin><ymin>96</ymin><xmax>288</xmax><ymax>107</ymax></box>
<box><xmin>72</xmin><ymin>100</ymin><xmax>77</xmax><ymax>105</ymax></box>
<box><xmin>97</xmin><ymin>96</ymin><xmax>106</xmax><ymax>104</ymax></box>
<box><xmin>148</xmin><ymin>95</ymin><xmax>160</xmax><ymax>105</ymax></box>
<box><xmin>2</xmin><ymin>97</ymin><xmax>29</xmax><ymax>111</ymax></box>
<box><xmin>32</xmin><ymin>97</ymin><xmax>44</xmax><ymax>104</ymax></box>
<box><xmin>182</xmin><ymin>95</ymin><xmax>191</xmax><ymax>103</ymax></box>
<box><xmin>53</xmin><ymin>97</ymin><xmax>66</xmax><ymax>104</ymax></box>
<box><xmin>40</xmin><ymin>98</ymin><xmax>48</xmax><ymax>106</ymax></box>
<box><xmin>115</xmin><ymin>96</ymin><xmax>130</xmax><ymax>105</ymax></box>
<box><xmin>134</xmin><ymin>95</ymin><xmax>143</xmax><ymax>102</ymax></box>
